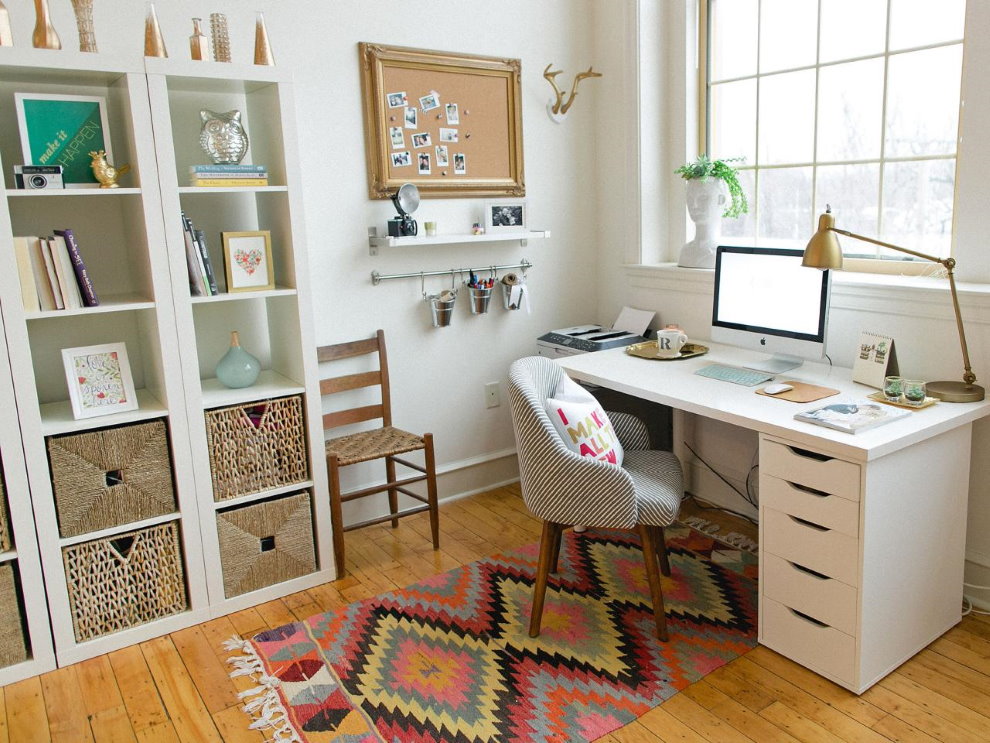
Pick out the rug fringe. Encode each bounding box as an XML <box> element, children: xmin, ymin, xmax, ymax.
<box><xmin>224</xmin><ymin>636</ymin><xmax>302</xmax><ymax>742</ymax></box>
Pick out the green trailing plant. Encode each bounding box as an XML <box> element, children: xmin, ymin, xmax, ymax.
<box><xmin>675</xmin><ymin>155</ymin><xmax>749</xmax><ymax>219</ymax></box>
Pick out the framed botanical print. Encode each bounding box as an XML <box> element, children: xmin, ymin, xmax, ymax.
<box><xmin>62</xmin><ymin>342</ymin><xmax>138</xmax><ymax>419</ymax></box>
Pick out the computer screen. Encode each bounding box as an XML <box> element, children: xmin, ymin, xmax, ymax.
<box><xmin>711</xmin><ymin>246</ymin><xmax>832</xmax><ymax>373</ymax></box>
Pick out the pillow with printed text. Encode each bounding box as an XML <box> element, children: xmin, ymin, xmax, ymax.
<box><xmin>544</xmin><ymin>375</ymin><xmax>623</xmax><ymax>466</ymax></box>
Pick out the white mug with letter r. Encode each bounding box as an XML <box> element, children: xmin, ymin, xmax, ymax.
<box><xmin>656</xmin><ymin>325</ymin><xmax>688</xmax><ymax>358</ymax></box>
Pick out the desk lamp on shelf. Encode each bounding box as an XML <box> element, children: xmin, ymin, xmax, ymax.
<box><xmin>803</xmin><ymin>206</ymin><xmax>984</xmax><ymax>402</ymax></box>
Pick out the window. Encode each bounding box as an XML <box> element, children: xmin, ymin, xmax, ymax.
<box><xmin>705</xmin><ymin>0</ymin><xmax>965</xmax><ymax>265</ymax></box>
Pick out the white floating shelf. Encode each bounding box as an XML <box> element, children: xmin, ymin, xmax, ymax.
<box><xmin>40</xmin><ymin>389</ymin><xmax>168</xmax><ymax>437</ymax></box>
<box><xmin>199</xmin><ymin>370</ymin><xmax>305</xmax><ymax>409</ymax></box>
<box><xmin>369</xmin><ymin>229</ymin><xmax>550</xmax><ymax>250</ymax></box>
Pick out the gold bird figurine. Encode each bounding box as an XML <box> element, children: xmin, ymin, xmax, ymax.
<box><xmin>89</xmin><ymin>150</ymin><xmax>131</xmax><ymax>188</ymax></box>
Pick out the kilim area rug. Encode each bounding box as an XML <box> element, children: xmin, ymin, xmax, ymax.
<box><xmin>226</xmin><ymin>523</ymin><xmax>758</xmax><ymax>742</ymax></box>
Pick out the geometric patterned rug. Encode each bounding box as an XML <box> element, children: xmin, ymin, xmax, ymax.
<box><xmin>227</xmin><ymin>523</ymin><xmax>758</xmax><ymax>742</ymax></box>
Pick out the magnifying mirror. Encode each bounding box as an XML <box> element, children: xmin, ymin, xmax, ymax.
<box><xmin>389</xmin><ymin>183</ymin><xmax>420</xmax><ymax>236</ymax></box>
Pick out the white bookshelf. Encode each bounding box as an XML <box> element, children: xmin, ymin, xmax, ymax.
<box><xmin>146</xmin><ymin>60</ymin><xmax>335</xmax><ymax>612</ymax></box>
<box><xmin>0</xmin><ymin>40</ymin><xmax>334</xmax><ymax>682</ymax></box>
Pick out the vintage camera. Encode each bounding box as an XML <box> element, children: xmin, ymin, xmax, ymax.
<box><xmin>14</xmin><ymin>165</ymin><xmax>64</xmax><ymax>190</ymax></box>
<box><xmin>387</xmin><ymin>215</ymin><xmax>418</xmax><ymax>237</ymax></box>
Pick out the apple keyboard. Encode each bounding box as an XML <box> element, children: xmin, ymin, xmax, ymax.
<box><xmin>695</xmin><ymin>364</ymin><xmax>774</xmax><ymax>387</ymax></box>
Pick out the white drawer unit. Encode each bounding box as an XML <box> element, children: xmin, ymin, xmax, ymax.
<box><xmin>759</xmin><ymin>428</ymin><xmax>972</xmax><ymax>694</ymax></box>
<box><xmin>760</xmin><ymin>439</ymin><xmax>861</xmax><ymax>501</ymax></box>
<box><xmin>762</xmin><ymin>552</ymin><xmax>858</xmax><ymax>636</ymax></box>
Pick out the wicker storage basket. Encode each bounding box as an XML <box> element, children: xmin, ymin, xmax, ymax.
<box><xmin>205</xmin><ymin>395</ymin><xmax>309</xmax><ymax>501</ymax></box>
<box><xmin>62</xmin><ymin>522</ymin><xmax>187</xmax><ymax>642</ymax></box>
<box><xmin>217</xmin><ymin>491</ymin><xmax>316</xmax><ymax>597</ymax></box>
<box><xmin>47</xmin><ymin>419</ymin><xmax>176</xmax><ymax>538</ymax></box>
<box><xmin>0</xmin><ymin>470</ymin><xmax>10</xmax><ymax>552</ymax></box>
<box><xmin>0</xmin><ymin>561</ymin><xmax>27</xmax><ymax>667</ymax></box>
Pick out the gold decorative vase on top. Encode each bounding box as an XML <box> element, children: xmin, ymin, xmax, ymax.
<box><xmin>144</xmin><ymin>3</ymin><xmax>166</xmax><ymax>58</ymax></box>
<box><xmin>254</xmin><ymin>12</ymin><xmax>274</xmax><ymax>66</ymax></box>
<box><xmin>189</xmin><ymin>17</ymin><xmax>207</xmax><ymax>61</ymax></box>
<box><xmin>71</xmin><ymin>0</ymin><xmax>97</xmax><ymax>52</ymax></box>
<box><xmin>33</xmin><ymin>0</ymin><xmax>62</xmax><ymax>49</ymax></box>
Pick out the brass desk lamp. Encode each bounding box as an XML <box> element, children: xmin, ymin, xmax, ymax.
<box><xmin>804</xmin><ymin>207</ymin><xmax>984</xmax><ymax>402</ymax></box>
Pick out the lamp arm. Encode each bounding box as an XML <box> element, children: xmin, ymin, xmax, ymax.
<box><xmin>830</xmin><ymin>226</ymin><xmax>975</xmax><ymax>386</ymax></box>
<box><xmin>829</xmin><ymin>227</ymin><xmax>948</xmax><ymax>267</ymax></box>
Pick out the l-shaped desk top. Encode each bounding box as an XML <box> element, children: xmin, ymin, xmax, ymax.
<box><xmin>555</xmin><ymin>342</ymin><xmax>990</xmax><ymax>462</ymax></box>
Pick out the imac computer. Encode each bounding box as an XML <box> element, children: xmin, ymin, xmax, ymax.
<box><xmin>711</xmin><ymin>246</ymin><xmax>832</xmax><ymax>373</ymax></box>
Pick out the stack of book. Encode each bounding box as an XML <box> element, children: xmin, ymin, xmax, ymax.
<box><xmin>189</xmin><ymin>164</ymin><xmax>268</xmax><ymax>187</ymax></box>
<box><xmin>12</xmin><ymin>230</ymin><xmax>99</xmax><ymax>312</ymax></box>
<box><xmin>181</xmin><ymin>212</ymin><xmax>219</xmax><ymax>297</ymax></box>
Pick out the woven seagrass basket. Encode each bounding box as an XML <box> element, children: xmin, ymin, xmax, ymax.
<box><xmin>217</xmin><ymin>491</ymin><xmax>316</xmax><ymax>597</ymax></box>
<box><xmin>47</xmin><ymin>419</ymin><xmax>176</xmax><ymax>538</ymax></box>
<box><xmin>0</xmin><ymin>561</ymin><xmax>27</xmax><ymax>667</ymax></box>
<box><xmin>205</xmin><ymin>395</ymin><xmax>309</xmax><ymax>501</ymax></box>
<box><xmin>0</xmin><ymin>471</ymin><xmax>11</xmax><ymax>552</ymax></box>
<box><xmin>62</xmin><ymin>521</ymin><xmax>188</xmax><ymax>642</ymax></box>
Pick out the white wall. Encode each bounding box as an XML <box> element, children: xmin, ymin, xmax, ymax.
<box><xmin>18</xmin><ymin>0</ymin><xmax>604</xmax><ymax>519</ymax></box>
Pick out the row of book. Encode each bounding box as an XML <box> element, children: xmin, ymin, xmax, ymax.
<box><xmin>182</xmin><ymin>212</ymin><xmax>219</xmax><ymax>296</ymax></box>
<box><xmin>13</xmin><ymin>231</ymin><xmax>99</xmax><ymax>312</ymax></box>
<box><xmin>189</xmin><ymin>163</ymin><xmax>268</xmax><ymax>187</ymax></box>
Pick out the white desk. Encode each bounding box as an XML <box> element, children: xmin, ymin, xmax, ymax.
<box><xmin>557</xmin><ymin>343</ymin><xmax>990</xmax><ymax>694</ymax></box>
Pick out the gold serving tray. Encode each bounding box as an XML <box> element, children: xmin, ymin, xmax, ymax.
<box><xmin>866</xmin><ymin>390</ymin><xmax>938</xmax><ymax>410</ymax></box>
<box><xmin>625</xmin><ymin>341</ymin><xmax>709</xmax><ymax>361</ymax></box>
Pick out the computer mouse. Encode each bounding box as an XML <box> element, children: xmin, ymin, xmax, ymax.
<box><xmin>763</xmin><ymin>383</ymin><xmax>793</xmax><ymax>395</ymax></box>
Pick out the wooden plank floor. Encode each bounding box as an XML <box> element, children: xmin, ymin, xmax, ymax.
<box><xmin>6</xmin><ymin>484</ymin><xmax>990</xmax><ymax>742</ymax></box>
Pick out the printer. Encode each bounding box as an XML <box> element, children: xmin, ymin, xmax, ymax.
<box><xmin>536</xmin><ymin>307</ymin><xmax>655</xmax><ymax>358</ymax></box>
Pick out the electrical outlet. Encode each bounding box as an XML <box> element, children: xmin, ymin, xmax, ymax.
<box><xmin>485</xmin><ymin>381</ymin><xmax>500</xmax><ymax>408</ymax></box>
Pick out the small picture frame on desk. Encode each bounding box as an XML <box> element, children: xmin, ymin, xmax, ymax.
<box><xmin>484</xmin><ymin>199</ymin><xmax>527</xmax><ymax>232</ymax></box>
<box><xmin>62</xmin><ymin>342</ymin><xmax>138</xmax><ymax>420</ymax></box>
<box><xmin>221</xmin><ymin>231</ymin><xmax>275</xmax><ymax>292</ymax></box>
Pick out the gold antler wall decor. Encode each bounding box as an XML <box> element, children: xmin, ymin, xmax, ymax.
<box><xmin>543</xmin><ymin>63</ymin><xmax>602</xmax><ymax>122</ymax></box>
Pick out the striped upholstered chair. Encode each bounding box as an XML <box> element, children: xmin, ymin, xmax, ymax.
<box><xmin>507</xmin><ymin>356</ymin><xmax>684</xmax><ymax>641</ymax></box>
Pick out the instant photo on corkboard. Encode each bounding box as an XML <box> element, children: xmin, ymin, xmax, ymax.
<box><xmin>359</xmin><ymin>43</ymin><xmax>525</xmax><ymax>199</ymax></box>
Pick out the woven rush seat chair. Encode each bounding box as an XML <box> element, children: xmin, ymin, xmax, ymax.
<box><xmin>508</xmin><ymin>355</ymin><xmax>684</xmax><ymax>640</ymax></box>
<box><xmin>318</xmin><ymin>330</ymin><xmax>439</xmax><ymax>575</ymax></box>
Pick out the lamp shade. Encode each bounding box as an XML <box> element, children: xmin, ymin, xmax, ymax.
<box><xmin>803</xmin><ymin>210</ymin><xmax>843</xmax><ymax>270</ymax></box>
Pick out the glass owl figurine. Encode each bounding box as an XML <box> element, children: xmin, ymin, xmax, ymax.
<box><xmin>199</xmin><ymin>109</ymin><xmax>249</xmax><ymax>164</ymax></box>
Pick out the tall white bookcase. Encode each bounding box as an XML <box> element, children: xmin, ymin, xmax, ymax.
<box><xmin>0</xmin><ymin>47</ymin><xmax>333</xmax><ymax>677</ymax></box>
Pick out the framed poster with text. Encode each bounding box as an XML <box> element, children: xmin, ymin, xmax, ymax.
<box><xmin>14</xmin><ymin>93</ymin><xmax>112</xmax><ymax>187</ymax></box>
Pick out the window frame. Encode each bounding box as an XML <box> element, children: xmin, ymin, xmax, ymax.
<box><xmin>697</xmin><ymin>0</ymin><xmax>965</xmax><ymax>276</ymax></box>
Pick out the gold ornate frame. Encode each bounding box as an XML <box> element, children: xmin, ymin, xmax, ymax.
<box><xmin>359</xmin><ymin>43</ymin><xmax>525</xmax><ymax>199</ymax></box>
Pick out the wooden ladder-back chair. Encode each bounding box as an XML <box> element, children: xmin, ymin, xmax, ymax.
<box><xmin>317</xmin><ymin>329</ymin><xmax>439</xmax><ymax>575</ymax></box>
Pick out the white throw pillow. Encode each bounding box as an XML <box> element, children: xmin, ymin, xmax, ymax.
<box><xmin>544</xmin><ymin>376</ymin><xmax>624</xmax><ymax>466</ymax></box>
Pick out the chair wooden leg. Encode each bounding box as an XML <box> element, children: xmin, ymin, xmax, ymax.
<box><xmin>385</xmin><ymin>456</ymin><xmax>400</xmax><ymax>528</ymax></box>
<box><xmin>424</xmin><ymin>433</ymin><xmax>440</xmax><ymax>550</ymax></box>
<box><xmin>530</xmin><ymin>521</ymin><xmax>562</xmax><ymax>637</ymax></box>
<box><xmin>327</xmin><ymin>454</ymin><xmax>346</xmax><ymax>577</ymax></box>
<box><xmin>653</xmin><ymin>525</ymin><xmax>671</xmax><ymax>577</ymax></box>
<box><xmin>637</xmin><ymin>523</ymin><xmax>669</xmax><ymax>641</ymax></box>
<box><xmin>549</xmin><ymin>522</ymin><xmax>565</xmax><ymax>573</ymax></box>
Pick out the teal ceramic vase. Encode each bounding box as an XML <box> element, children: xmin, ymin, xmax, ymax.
<box><xmin>216</xmin><ymin>331</ymin><xmax>260</xmax><ymax>388</ymax></box>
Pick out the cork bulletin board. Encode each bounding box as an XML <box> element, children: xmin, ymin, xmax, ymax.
<box><xmin>359</xmin><ymin>43</ymin><xmax>525</xmax><ymax>199</ymax></box>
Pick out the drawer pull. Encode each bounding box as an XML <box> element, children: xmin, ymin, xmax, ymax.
<box><xmin>789</xmin><ymin>561</ymin><xmax>830</xmax><ymax>580</ymax></box>
<box><xmin>787</xmin><ymin>446</ymin><xmax>832</xmax><ymax>462</ymax></box>
<box><xmin>788</xmin><ymin>514</ymin><xmax>830</xmax><ymax>532</ymax></box>
<box><xmin>788</xmin><ymin>481</ymin><xmax>830</xmax><ymax>498</ymax></box>
<box><xmin>788</xmin><ymin>607</ymin><xmax>830</xmax><ymax>628</ymax></box>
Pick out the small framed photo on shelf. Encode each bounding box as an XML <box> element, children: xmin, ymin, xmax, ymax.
<box><xmin>62</xmin><ymin>342</ymin><xmax>138</xmax><ymax>420</ymax></box>
<box><xmin>483</xmin><ymin>199</ymin><xmax>527</xmax><ymax>232</ymax></box>
<box><xmin>14</xmin><ymin>93</ymin><xmax>112</xmax><ymax>188</ymax></box>
<box><xmin>221</xmin><ymin>231</ymin><xmax>275</xmax><ymax>292</ymax></box>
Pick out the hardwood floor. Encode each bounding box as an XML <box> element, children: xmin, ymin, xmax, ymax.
<box><xmin>5</xmin><ymin>484</ymin><xmax>990</xmax><ymax>742</ymax></box>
